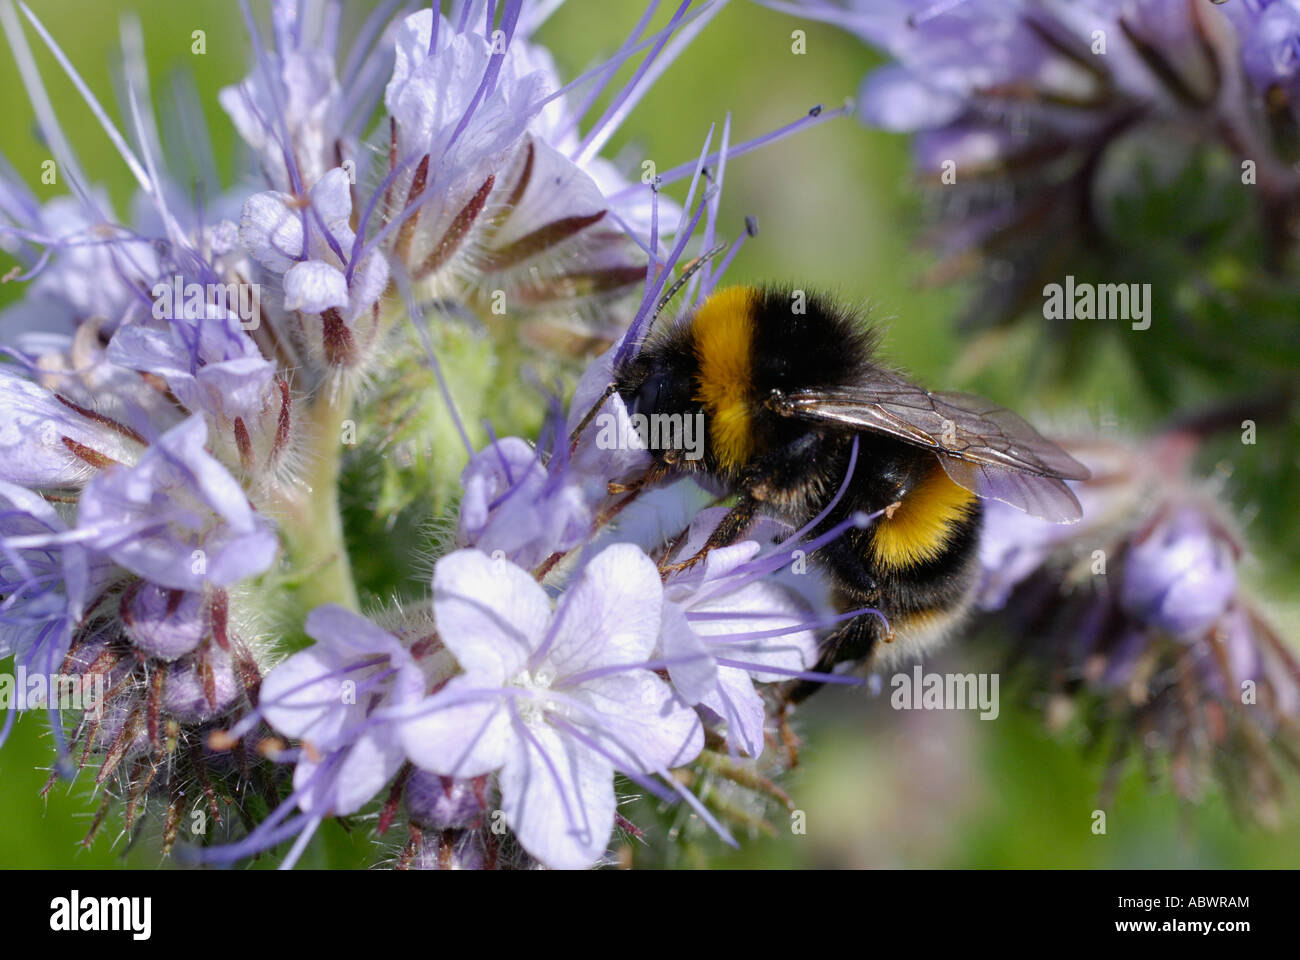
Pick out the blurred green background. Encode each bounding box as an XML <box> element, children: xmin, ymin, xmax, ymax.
<box><xmin>1</xmin><ymin>0</ymin><xmax>1297</xmax><ymax>869</ymax></box>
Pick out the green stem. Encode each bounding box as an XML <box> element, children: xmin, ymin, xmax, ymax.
<box><xmin>271</xmin><ymin>382</ymin><xmax>360</xmax><ymax>627</ymax></box>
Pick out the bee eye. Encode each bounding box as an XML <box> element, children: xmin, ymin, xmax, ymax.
<box><xmin>631</xmin><ymin>372</ymin><xmax>667</xmax><ymax>417</ymax></box>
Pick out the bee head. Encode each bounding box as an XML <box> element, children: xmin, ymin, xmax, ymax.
<box><xmin>614</xmin><ymin>345</ymin><xmax>696</xmax><ymax>420</ymax></box>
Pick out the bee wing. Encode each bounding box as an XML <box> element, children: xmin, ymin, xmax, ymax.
<box><xmin>935</xmin><ymin>456</ymin><xmax>1084</xmax><ymax>523</ymax></box>
<box><xmin>769</xmin><ymin>375</ymin><xmax>1090</xmax><ymax>523</ymax></box>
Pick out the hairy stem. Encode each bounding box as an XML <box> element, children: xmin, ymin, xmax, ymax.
<box><xmin>271</xmin><ymin>380</ymin><xmax>360</xmax><ymax>630</ymax></box>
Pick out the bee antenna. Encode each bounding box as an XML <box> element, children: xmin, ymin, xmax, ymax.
<box><xmin>650</xmin><ymin>241</ymin><xmax>729</xmax><ymax>325</ymax></box>
<box><xmin>568</xmin><ymin>383</ymin><xmax>617</xmax><ymax>453</ymax></box>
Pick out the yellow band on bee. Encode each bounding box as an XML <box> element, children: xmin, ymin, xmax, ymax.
<box><xmin>871</xmin><ymin>463</ymin><xmax>977</xmax><ymax>568</ymax></box>
<box><xmin>692</xmin><ymin>286</ymin><xmax>759</xmax><ymax>470</ymax></box>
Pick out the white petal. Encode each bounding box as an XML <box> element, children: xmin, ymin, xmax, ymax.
<box><xmin>295</xmin><ymin>727</ymin><xmax>406</xmax><ymax>816</ymax></box>
<box><xmin>0</xmin><ymin>369</ymin><xmax>136</xmax><ymax>487</ymax></box>
<box><xmin>701</xmin><ymin>667</ymin><xmax>766</xmax><ymax>758</ymax></box>
<box><xmin>485</xmin><ymin>138</ymin><xmax>606</xmax><ymax>251</ymax></box>
<box><xmin>546</xmin><ymin>543</ymin><xmax>662</xmax><ymax>679</ymax></box>
<box><xmin>240</xmin><ymin>190</ymin><xmax>302</xmax><ymax>273</ymax></box>
<box><xmin>660</xmin><ymin>602</ymin><xmax>717</xmax><ymax>704</ymax></box>
<box><xmin>399</xmin><ymin>676</ymin><xmax>512</xmax><ymax>778</ymax></box>
<box><xmin>692</xmin><ymin>580</ymin><xmax>817</xmax><ymax>682</ymax></box>
<box><xmin>304</xmin><ymin>605</ymin><xmax>410</xmax><ymax>662</ymax></box>
<box><xmin>260</xmin><ymin>644</ymin><xmax>356</xmax><ymax>743</ymax></box>
<box><xmin>498</xmin><ymin>723</ymin><xmax>614</xmax><ymax>870</ymax></box>
<box><xmin>308</xmin><ymin>167</ymin><xmax>353</xmax><ymax>224</ymax></box>
<box><xmin>347</xmin><ymin>253</ymin><xmax>390</xmax><ymax>315</ymax></box>
<box><xmin>572</xmin><ymin>671</ymin><xmax>704</xmax><ymax>774</ymax></box>
<box><xmin>283</xmin><ymin>260</ymin><xmax>349</xmax><ymax>313</ymax></box>
<box><xmin>433</xmin><ymin>549</ymin><xmax>550</xmax><ymax>682</ymax></box>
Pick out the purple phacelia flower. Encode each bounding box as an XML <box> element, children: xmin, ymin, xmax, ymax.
<box><xmin>259</xmin><ymin>604</ymin><xmax>427</xmax><ymax>819</ymax></box>
<box><xmin>455</xmin><ymin>435</ymin><xmax>592</xmax><ymax>570</ymax></box>
<box><xmin>399</xmin><ymin>545</ymin><xmax>703</xmax><ymax>869</ymax></box>
<box><xmin>218</xmin><ymin>1</ymin><xmax>347</xmax><ymax>194</ymax></box>
<box><xmin>76</xmin><ymin>415</ymin><xmax>277</xmax><ymax>591</ymax></box>
<box><xmin>0</xmin><ymin>480</ymin><xmax>97</xmax><ymax>684</ymax></box>
<box><xmin>1222</xmin><ymin>0</ymin><xmax>1300</xmax><ymax>92</ymax></box>
<box><xmin>240</xmin><ymin>166</ymin><xmax>390</xmax><ymax>367</ymax></box>
<box><xmin>659</xmin><ymin>508</ymin><xmax>822</xmax><ymax>758</ymax></box>
<box><xmin>119</xmin><ymin>581</ymin><xmax>207</xmax><ymax>661</ymax></box>
<box><xmin>1120</xmin><ymin>504</ymin><xmax>1239</xmax><ymax>639</ymax></box>
<box><xmin>0</xmin><ymin>367</ymin><xmax>145</xmax><ymax>488</ymax></box>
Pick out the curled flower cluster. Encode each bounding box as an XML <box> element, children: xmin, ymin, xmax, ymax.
<box><xmin>775</xmin><ymin>0</ymin><xmax>1300</xmax><ymax>332</ymax></box>
<box><xmin>3</xmin><ymin>0</ymin><xmax>1295</xmax><ymax>871</ymax></box>
<box><xmin>0</xmin><ymin>0</ymin><xmax>848</xmax><ymax>867</ymax></box>
<box><xmin>975</xmin><ymin>427</ymin><xmax>1300</xmax><ymax>822</ymax></box>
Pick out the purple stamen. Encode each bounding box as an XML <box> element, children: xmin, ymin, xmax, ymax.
<box><xmin>606</xmin><ymin>102</ymin><xmax>852</xmax><ymax>203</ymax></box>
<box><xmin>714</xmin><ymin>657</ymin><xmax>867</xmax><ymax>686</ymax></box>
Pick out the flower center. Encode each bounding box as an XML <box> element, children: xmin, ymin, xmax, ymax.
<box><xmin>510</xmin><ymin>667</ymin><xmax>558</xmax><ymax>726</ymax></box>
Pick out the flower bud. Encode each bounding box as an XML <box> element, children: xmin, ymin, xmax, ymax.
<box><xmin>1121</xmin><ymin>506</ymin><xmax>1237</xmax><ymax>637</ymax></box>
<box><xmin>122</xmin><ymin>583</ymin><xmax>206</xmax><ymax>661</ymax></box>
<box><xmin>405</xmin><ymin>770</ymin><xmax>490</xmax><ymax>830</ymax></box>
<box><xmin>163</xmin><ymin>646</ymin><xmax>239</xmax><ymax>722</ymax></box>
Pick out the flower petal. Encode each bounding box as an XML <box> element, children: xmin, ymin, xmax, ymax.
<box><xmin>433</xmin><ymin>548</ymin><xmax>550</xmax><ymax>682</ymax></box>
<box><xmin>0</xmin><ymin>369</ymin><xmax>137</xmax><ymax>487</ymax></box>
<box><xmin>399</xmin><ymin>675</ymin><xmax>513</xmax><ymax>778</ymax></box>
<box><xmin>547</xmin><ymin>543</ymin><xmax>662</xmax><ymax>679</ymax></box>
<box><xmin>660</xmin><ymin>602</ymin><xmax>717</xmax><ymax>704</ymax></box>
<box><xmin>283</xmin><ymin>259</ymin><xmax>349</xmax><ymax>313</ymax></box>
<box><xmin>572</xmin><ymin>671</ymin><xmax>704</xmax><ymax>774</ymax></box>
<box><xmin>498</xmin><ymin>722</ymin><xmax>614</xmax><ymax>870</ymax></box>
<box><xmin>700</xmin><ymin>666</ymin><xmax>766</xmax><ymax>758</ymax></box>
<box><xmin>293</xmin><ymin>727</ymin><xmax>406</xmax><ymax>816</ymax></box>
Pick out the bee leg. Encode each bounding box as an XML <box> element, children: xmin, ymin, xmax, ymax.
<box><xmin>607</xmin><ymin>458</ymin><xmax>672</xmax><ymax>495</ymax></box>
<box><xmin>784</xmin><ymin>613</ymin><xmax>882</xmax><ymax>704</ymax></box>
<box><xmin>659</xmin><ymin>496</ymin><xmax>759</xmax><ymax>576</ymax></box>
<box><xmin>777</xmin><ymin>700</ymin><xmax>801</xmax><ymax>768</ymax></box>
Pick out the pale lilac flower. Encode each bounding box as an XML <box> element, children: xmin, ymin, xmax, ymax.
<box><xmin>0</xmin><ymin>367</ymin><xmax>145</xmax><ymax>488</ymax></box>
<box><xmin>976</xmin><ymin>432</ymin><xmax>1300</xmax><ymax>817</ymax></box>
<box><xmin>1222</xmin><ymin>0</ymin><xmax>1300</xmax><ymax>93</ymax></box>
<box><xmin>659</xmin><ymin>508</ymin><xmax>821</xmax><ymax>757</ymax></box>
<box><xmin>455</xmin><ymin>345</ymin><xmax>654</xmax><ymax>570</ymax></box>
<box><xmin>399</xmin><ymin>545</ymin><xmax>703</xmax><ymax>869</ymax></box>
<box><xmin>455</xmin><ymin>436</ymin><xmax>591</xmax><ymax>570</ymax></box>
<box><xmin>76</xmin><ymin>415</ymin><xmax>277</xmax><ymax>591</ymax></box>
<box><xmin>240</xmin><ymin>166</ymin><xmax>390</xmax><ymax>366</ymax></box>
<box><xmin>260</xmin><ymin>605</ymin><xmax>427</xmax><ymax>819</ymax></box>
<box><xmin>218</xmin><ymin>1</ymin><xmax>347</xmax><ymax>193</ymax></box>
<box><xmin>108</xmin><ymin>297</ymin><xmax>277</xmax><ymax>425</ymax></box>
<box><xmin>372</xmin><ymin>7</ymin><xmax>655</xmax><ymax>337</ymax></box>
<box><xmin>120</xmin><ymin>582</ymin><xmax>207</xmax><ymax>661</ymax></box>
<box><xmin>768</xmin><ymin>0</ymin><xmax>1295</xmax><ymax>328</ymax></box>
<box><xmin>384</xmin><ymin>9</ymin><xmax>547</xmax><ymax>197</ymax></box>
<box><xmin>0</xmin><ymin>0</ymin><xmax>855</xmax><ymax>867</ymax></box>
<box><xmin>0</xmin><ymin>190</ymin><xmax>159</xmax><ymax>353</ymax></box>
<box><xmin>0</xmin><ymin>480</ymin><xmax>95</xmax><ymax>684</ymax></box>
<box><xmin>1120</xmin><ymin>505</ymin><xmax>1238</xmax><ymax>638</ymax></box>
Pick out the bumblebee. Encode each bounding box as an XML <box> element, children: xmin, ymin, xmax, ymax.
<box><xmin>611</xmin><ymin>285</ymin><xmax>1090</xmax><ymax>698</ymax></box>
